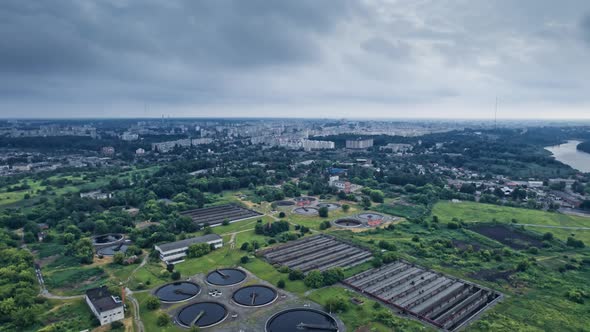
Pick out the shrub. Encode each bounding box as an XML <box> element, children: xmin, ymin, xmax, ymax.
<box><xmin>146</xmin><ymin>295</ymin><xmax>160</xmax><ymax>310</ymax></box>
<box><xmin>318</xmin><ymin>206</ymin><xmax>329</xmax><ymax>218</ymax></box>
<box><xmin>447</xmin><ymin>222</ymin><xmax>460</xmax><ymax>229</ymax></box>
<box><xmin>288</xmin><ymin>269</ymin><xmax>304</xmax><ymax>281</ymax></box>
<box><xmin>171</xmin><ymin>271</ymin><xmax>181</xmax><ymax>280</ymax></box>
<box><xmin>278</xmin><ymin>212</ymin><xmax>286</xmax><ymax>218</ymax></box>
<box><xmin>277</xmin><ymin>279</ymin><xmax>286</xmax><ymax>289</ymax></box>
<box><xmin>371</xmin><ymin>257</ymin><xmax>383</xmax><ymax>268</ymax></box>
<box><xmin>111</xmin><ymin>321</ymin><xmax>124</xmax><ymax>329</ymax></box>
<box><xmin>304</xmin><ymin>270</ymin><xmax>324</xmax><ymax>288</ymax></box>
<box><xmin>240</xmin><ymin>242</ymin><xmax>250</xmax><ymax>251</ymax></box>
<box><xmin>319</xmin><ymin>221</ymin><xmax>332</xmax><ymax>230</ymax></box>
<box><xmin>342</xmin><ymin>204</ymin><xmax>350</xmax><ymax>212</ymax></box>
<box><xmin>566</xmin><ymin>237</ymin><xmax>585</xmax><ymax>248</ymax></box>
<box><xmin>240</xmin><ymin>256</ymin><xmax>250</xmax><ymax>264</ymax></box>
<box><xmin>321</xmin><ymin>268</ymin><xmax>344</xmax><ymax>286</ymax></box>
<box><xmin>542</xmin><ymin>232</ymin><xmax>554</xmax><ymax>241</ymax></box>
<box><xmin>157</xmin><ymin>311</ymin><xmax>171</xmax><ymax>326</ymax></box>
<box><xmin>325</xmin><ymin>296</ymin><xmax>349</xmax><ymax>312</ymax></box>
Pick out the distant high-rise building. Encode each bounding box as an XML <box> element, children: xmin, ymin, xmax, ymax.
<box><xmin>346</xmin><ymin>138</ymin><xmax>373</xmax><ymax>149</ymax></box>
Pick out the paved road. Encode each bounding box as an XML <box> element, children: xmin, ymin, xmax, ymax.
<box><xmin>126</xmin><ymin>289</ymin><xmax>145</xmax><ymax>332</ymax></box>
<box><xmin>515</xmin><ymin>223</ymin><xmax>590</xmax><ymax>230</ymax></box>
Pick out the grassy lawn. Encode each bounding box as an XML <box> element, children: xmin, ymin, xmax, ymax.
<box><xmin>432</xmin><ymin>201</ymin><xmax>590</xmax><ymax>243</ymax></box>
<box><xmin>307</xmin><ymin>286</ymin><xmax>434</xmax><ymax>332</ymax></box>
<box><xmin>242</xmin><ymin>257</ymin><xmax>308</xmax><ymax>295</ymax></box>
<box><xmin>29</xmin><ymin>298</ymin><xmax>99</xmax><ymax>332</ymax></box>
<box><xmin>134</xmin><ymin>292</ymin><xmax>183</xmax><ymax>332</ymax></box>
<box><xmin>44</xmin><ymin>266</ymin><xmax>107</xmax><ymax>295</ymax></box>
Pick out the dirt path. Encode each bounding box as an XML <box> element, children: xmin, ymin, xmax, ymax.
<box><xmin>126</xmin><ymin>289</ymin><xmax>144</xmax><ymax>332</ymax></box>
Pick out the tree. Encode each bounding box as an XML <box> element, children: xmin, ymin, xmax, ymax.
<box><xmin>318</xmin><ymin>206</ymin><xmax>329</xmax><ymax>218</ymax></box>
<box><xmin>187</xmin><ymin>243</ymin><xmax>211</xmax><ymax>258</ymax></box>
<box><xmin>278</xmin><ymin>211</ymin><xmax>286</xmax><ymax>218</ymax></box>
<box><xmin>322</xmin><ymin>268</ymin><xmax>344</xmax><ymax>286</ymax></box>
<box><xmin>288</xmin><ymin>269</ymin><xmax>304</xmax><ymax>281</ymax></box>
<box><xmin>325</xmin><ymin>296</ymin><xmax>349</xmax><ymax>313</ymax></box>
<box><xmin>304</xmin><ymin>270</ymin><xmax>325</xmax><ymax>288</ymax></box>
<box><xmin>146</xmin><ymin>295</ymin><xmax>160</xmax><ymax>310</ymax></box>
<box><xmin>157</xmin><ymin>311</ymin><xmax>171</xmax><ymax>326</ymax></box>
<box><xmin>113</xmin><ymin>252</ymin><xmax>125</xmax><ymax>265</ymax></box>
<box><xmin>369</xmin><ymin>190</ymin><xmax>385</xmax><ymax>203</ymax></box>
<box><xmin>542</xmin><ymin>232</ymin><xmax>554</xmax><ymax>241</ymax></box>
<box><xmin>341</xmin><ymin>204</ymin><xmax>350</xmax><ymax>212</ymax></box>
<box><xmin>361</xmin><ymin>196</ymin><xmax>372</xmax><ymax>209</ymax></box>
<box><xmin>240</xmin><ymin>255</ymin><xmax>250</xmax><ymax>264</ymax></box>
<box><xmin>171</xmin><ymin>271</ymin><xmax>181</xmax><ymax>280</ymax></box>
<box><xmin>222</xmin><ymin>218</ymin><xmax>230</xmax><ymax>226</ymax></box>
<box><xmin>166</xmin><ymin>263</ymin><xmax>175</xmax><ymax>273</ymax></box>
<box><xmin>240</xmin><ymin>242</ymin><xmax>250</xmax><ymax>251</ymax></box>
<box><xmin>566</xmin><ymin>237</ymin><xmax>585</xmax><ymax>248</ymax></box>
<box><xmin>277</xmin><ymin>279</ymin><xmax>286</xmax><ymax>289</ymax></box>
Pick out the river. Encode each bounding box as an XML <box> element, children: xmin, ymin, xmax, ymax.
<box><xmin>545</xmin><ymin>140</ymin><xmax>590</xmax><ymax>173</ymax></box>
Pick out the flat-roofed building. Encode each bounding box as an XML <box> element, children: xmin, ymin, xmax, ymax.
<box><xmin>85</xmin><ymin>286</ymin><xmax>124</xmax><ymax>326</ymax></box>
<box><xmin>155</xmin><ymin>234</ymin><xmax>223</xmax><ymax>264</ymax></box>
<box><xmin>346</xmin><ymin>138</ymin><xmax>373</xmax><ymax>149</ymax></box>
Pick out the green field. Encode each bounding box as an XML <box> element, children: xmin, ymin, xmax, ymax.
<box><xmin>307</xmin><ymin>286</ymin><xmax>433</xmax><ymax>332</ymax></box>
<box><xmin>432</xmin><ymin>201</ymin><xmax>590</xmax><ymax>243</ymax></box>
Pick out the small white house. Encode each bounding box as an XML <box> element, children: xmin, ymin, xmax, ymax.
<box><xmin>85</xmin><ymin>286</ymin><xmax>124</xmax><ymax>326</ymax></box>
<box><xmin>155</xmin><ymin>234</ymin><xmax>223</xmax><ymax>264</ymax></box>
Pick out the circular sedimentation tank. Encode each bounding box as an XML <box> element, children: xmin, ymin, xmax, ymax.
<box><xmin>317</xmin><ymin>202</ymin><xmax>341</xmax><ymax>210</ymax></box>
<box><xmin>96</xmin><ymin>244</ymin><xmax>128</xmax><ymax>256</ymax></box>
<box><xmin>266</xmin><ymin>308</ymin><xmax>339</xmax><ymax>332</ymax></box>
<box><xmin>155</xmin><ymin>281</ymin><xmax>201</xmax><ymax>303</ymax></box>
<box><xmin>177</xmin><ymin>302</ymin><xmax>227</xmax><ymax>328</ymax></box>
<box><xmin>232</xmin><ymin>285</ymin><xmax>277</xmax><ymax>307</ymax></box>
<box><xmin>357</xmin><ymin>213</ymin><xmax>384</xmax><ymax>222</ymax></box>
<box><xmin>92</xmin><ymin>233</ymin><xmax>123</xmax><ymax>246</ymax></box>
<box><xmin>293</xmin><ymin>207</ymin><xmax>319</xmax><ymax>216</ymax></box>
<box><xmin>206</xmin><ymin>268</ymin><xmax>247</xmax><ymax>286</ymax></box>
<box><xmin>275</xmin><ymin>200</ymin><xmax>295</xmax><ymax>206</ymax></box>
<box><xmin>334</xmin><ymin>218</ymin><xmax>362</xmax><ymax>228</ymax></box>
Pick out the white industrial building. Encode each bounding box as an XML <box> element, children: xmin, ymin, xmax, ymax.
<box><xmin>155</xmin><ymin>234</ymin><xmax>223</xmax><ymax>264</ymax></box>
<box><xmin>85</xmin><ymin>286</ymin><xmax>124</xmax><ymax>326</ymax></box>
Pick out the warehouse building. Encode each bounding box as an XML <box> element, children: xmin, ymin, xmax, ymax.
<box><xmin>155</xmin><ymin>234</ymin><xmax>223</xmax><ymax>264</ymax></box>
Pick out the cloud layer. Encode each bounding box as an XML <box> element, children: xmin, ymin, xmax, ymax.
<box><xmin>1</xmin><ymin>0</ymin><xmax>590</xmax><ymax>119</ymax></box>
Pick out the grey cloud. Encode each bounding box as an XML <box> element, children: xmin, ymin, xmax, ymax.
<box><xmin>361</xmin><ymin>37</ymin><xmax>411</xmax><ymax>59</ymax></box>
<box><xmin>1</xmin><ymin>1</ymin><xmax>590</xmax><ymax>119</ymax></box>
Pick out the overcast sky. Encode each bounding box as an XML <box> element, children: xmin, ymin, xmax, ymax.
<box><xmin>2</xmin><ymin>0</ymin><xmax>590</xmax><ymax>119</ymax></box>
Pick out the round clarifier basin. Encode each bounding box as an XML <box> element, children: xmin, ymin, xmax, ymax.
<box><xmin>276</xmin><ymin>200</ymin><xmax>295</xmax><ymax>206</ymax></box>
<box><xmin>293</xmin><ymin>207</ymin><xmax>319</xmax><ymax>216</ymax></box>
<box><xmin>334</xmin><ymin>218</ymin><xmax>362</xmax><ymax>227</ymax></box>
<box><xmin>92</xmin><ymin>233</ymin><xmax>123</xmax><ymax>246</ymax></box>
<box><xmin>266</xmin><ymin>308</ymin><xmax>339</xmax><ymax>332</ymax></box>
<box><xmin>96</xmin><ymin>244</ymin><xmax>128</xmax><ymax>256</ymax></box>
<box><xmin>206</xmin><ymin>268</ymin><xmax>247</xmax><ymax>286</ymax></box>
<box><xmin>232</xmin><ymin>285</ymin><xmax>278</xmax><ymax>307</ymax></box>
<box><xmin>155</xmin><ymin>281</ymin><xmax>201</xmax><ymax>303</ymax></box>
<box><xmin>357</xmin><ymin>213</ymin><xmax>384</xmax><ymax>222</ymax></box>
<box><xmin>317</xmin><ymin>202</ymin><xmax>341</xmax><ymax>210</ymax></box>
<box><xmin>177</xmin><ymin>302</ymin><xmax>227</xmax><ymax>328</ymax></box>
